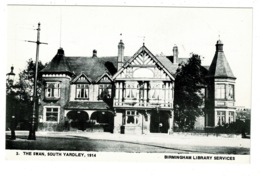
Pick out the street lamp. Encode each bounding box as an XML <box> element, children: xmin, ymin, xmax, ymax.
<box><xmin>6</xmin><ymin>66</ymin><xmax>16</xmax><ymax>140</ymax></box>
<box><xmin>6</xmin><ymin>66</ymin><xmax>15</xmax><ymax>85</ymax></box>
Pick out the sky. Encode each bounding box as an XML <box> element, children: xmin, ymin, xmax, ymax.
<box><xmin>6</xmin><ymin>5</ymin><xmax>252</xmax><ymax>107</ymax></box>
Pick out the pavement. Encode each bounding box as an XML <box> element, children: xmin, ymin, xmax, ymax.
<box><xmin>5</xmin><ymin>131</ymin><xmax>250</xmax><ymax>154</ymax></box>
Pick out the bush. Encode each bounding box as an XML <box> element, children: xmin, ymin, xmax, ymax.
<box><xmin>213</xmin><ymin>120</ymin><xmax>250</xmax><ymax>136</ymax></box>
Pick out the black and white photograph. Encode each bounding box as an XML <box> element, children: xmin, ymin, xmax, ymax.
<box><xmin>3</xmin><ymin>1</ymin><xmax>258</xmax><ymax>171</ymax></box>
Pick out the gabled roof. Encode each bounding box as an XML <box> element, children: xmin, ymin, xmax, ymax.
<box><xmin>40</xmin><ymin>48</ymin><xmax>73</xmax><ymax>75</ymax></box>
<box><xmin>95</xmin><ymin>73</ymin><xmax>113</xmax><ymax>83</ymax></box>
<box><xmin>71</xmin><ymin>73</ymin><xmax>92</xmax><ymax>83</ymax></box>
<box><xmin>164</xmin><ymin>56</ymin><xmax>189</xmax><ymax>65</ymax></box>
<box><xmin>208</xmin><ymin>40</ymin><xmax>236</xmax><ymax>79</ymax></box>
<box><xmin>156</xmin><ymin>55</ymin><xmax>181</xmax><ymax>76</ymax></box>
<box><xmin>66</xmin><ymin>56</ymin><xmax>118</xmax><ymax>80</ymax></box>
<box><xmin>40</xmin><ymin>48</ymin><xmax>119</xmax><ymax>81</ymax></box>
<box><xmin>113</xmin><ymin>45</ymin><xmax>175</xmax><ymax>80</ymax></box>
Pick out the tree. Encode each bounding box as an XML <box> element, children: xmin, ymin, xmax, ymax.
<box><xmin>6</xmin><ymin>58</ymin><xmax>47</xmax><ymax>130</ymax></box>
<box><xmin>174</xmin><ymin>54</ymin><xmax>206</xmax><ymax>131</ymax></box>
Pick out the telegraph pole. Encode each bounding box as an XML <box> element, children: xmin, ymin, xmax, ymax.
<box><xmin>26</xmin><ymin>22</ymin><xmax>47</xmax><ymax>140</ymax></box>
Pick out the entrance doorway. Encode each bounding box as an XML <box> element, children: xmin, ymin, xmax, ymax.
<box><xmin>90</xmin><ymin>111</ymin><xmax>114</xmax><ymax>133</ymax></box>
<box><xmin>150</xmin><ymin>111</ymin><xmax>170</xmax><ymax>133</ymax></box>
<box><xmin>67</xmin><ymin>111</ymin><xmax>89</xmax><ymax>131</ymax></box>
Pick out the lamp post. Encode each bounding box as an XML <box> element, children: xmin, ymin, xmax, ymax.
<box><xmin>7</xmin><ymin>66</ymin><xmax>16</xmax><ymax>140</ymax></box>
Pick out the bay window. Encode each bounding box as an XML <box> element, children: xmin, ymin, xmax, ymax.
<box><xmin>227</xmin><ymin>85</ymin><xmax>234</xmax><ymax>100</ymax></box>
<box><xmin>217</xmin><ymin>111</ymin><xmax>226</xmax><ymax>126</ymax></box>
<box><xmin>215</xmin><ymin>84</ymin><xmax>225</xmax><ymax>99</ymax></box>
<box><xmin>149</xmin><ymin>82</ymin><xmax>164</xmax><ymax>100</ymax></box>
<box><xmin>124</xmin><ymin>82</ymin><xmax>138</xmax><ymax>99</ymax></box>
<box><xmin>45</xmin><ymin>82</ymin><xmax>60</xmax><ymax>99</ymax></box>
<box><xmin>229</xmin><ymin>111</ymin><xmax>235</xmax><ymax>123</ymax></box>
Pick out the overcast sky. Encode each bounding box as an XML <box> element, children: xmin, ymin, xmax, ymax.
<box><xmin>6</xmin><ymin>5</ymin><xmax>252</xmax><ymax>107</ymax></box>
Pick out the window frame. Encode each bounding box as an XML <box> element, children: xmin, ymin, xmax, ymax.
<box><xmin>229</xmin><ymin>111</ymin><xmax>235</xmax><ymax>123</ymax></box>
<box><xmin>125</xmin><ymin>110</ymin><xmax>139</xmax><ymax>125</ymax></box>
<box><xmin>43</xmin><ymin>106</ymin><xmax>60</xmax><ymax>123</ymax></box>
<box><xmin>75</xmin><ymin>83</ymin><xmax>89</xmax><ymax>100</ymax></box>
<box><xmin>217</xmin><ymin>111</ymin><xmax>226</xmax><ymax>126</ymax></box>
<box><xmin>215</xmin><ymin>84</ymin><xmax>226</xmax><ymax>100</ymax></box>
<box><xmin>98</xmin><ymin>84</ymin><xmax>112</xmax><ymax>100</ymax></box>
<box><xmin>44</xmin><ymin>82</ymin><xmax>61</xmax><ymax>100</ymax></box>
<box><xmin>227</xmin><ymin>84</ymin><xmax>235</xmax><ymax>100</ymax></box>
<box><xmin>149</xmin><ymin>81</ymin><xmax>164</xmax><ymax>100</ymax></box>
<box><xmin>124</xmin><ymin>82</ymin><xmax>138</xmax><ymax>100</ymax></box>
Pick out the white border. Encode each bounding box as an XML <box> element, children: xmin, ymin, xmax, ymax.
<box><xmin>1</xmin><ymin>0</ymin><xmax>260</xmax><ymax>176</ymax></box>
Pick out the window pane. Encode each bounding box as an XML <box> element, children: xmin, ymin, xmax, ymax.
<box><xmin>227</xmin><ymin>85</ymin><xmax>234</xmax><ymax>99</ymax></box>
<box><xmin>45</xmin><ymin>83</ymin><xmax>60</xmax><ymax>98</ymax></box>
<box><xmin>216</xmin><ymin>84</ymin><xmax>225</xmax><ymax>99</ymax></box>
<box><xmin>46</xmin><ymin>108</ymin><xmax>52</xmax><ymax>112</ymax></box>
<box><xmin>229</xmin><ymin>111</ymin><xmax>234</xmax><ymax>123</ymax></box>
<box><xmin>217</xmin><ymin>111</ymin><xmax>226</xmax><ymax>125</ymax></box>
<box><xmin>52</xmin><ymin>108</ymin><xmax>58</xmax><ymax>112</ymax></box>
<box><xmin>46</xmin><ymin>114</ymin><xmax>58</xmax><ymax>121</ymax></box>
<box><xmin>76</xmin><ymin>84</ymin><xmax>89</xmax><ymax>99</ymax></box>
<box><xmin>45</xmin><ymin>107</ymin><xmax>59</xmax><ymax>122</ymax></box>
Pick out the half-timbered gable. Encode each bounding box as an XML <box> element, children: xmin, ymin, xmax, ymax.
<box><xmin>113</xmin><ymin>45</ymin><xmax>174</xmax><ymax>109</ymax></box>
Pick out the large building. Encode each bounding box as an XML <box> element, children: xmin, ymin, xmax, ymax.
<box><xmin>38</xmin><ymin>39</ymin><xmax>236</xmax><ymax>134</ymax></box>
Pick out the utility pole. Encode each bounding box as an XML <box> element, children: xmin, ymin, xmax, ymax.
<box><xmin>26</xmin><ymin>22</ymin><xmax>47</xmax><ymax>140</ymax></box>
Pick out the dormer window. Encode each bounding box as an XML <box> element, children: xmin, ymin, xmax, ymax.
<box><xmin>45</xmin><ymin>82</ymin><xmax>60</xmax><ymax>100</ymax></box>
<box><xmin>76</xmin><ymin>84</ymin><xmax>89</xmax><ymax>100</ymax></box>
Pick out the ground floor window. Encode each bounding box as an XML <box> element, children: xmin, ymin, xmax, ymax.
<box><xmin>125</xmin><ymin>110</ymin><xmax>139</xmax><ymax>125</ymax></box>
<box><xmin>217</xmin><ymin>111</ymin><xmax>226</xmax><ymax>126</ymax></box>
<box><xmin>44</xmin><ymin>106</ymin><xmax>60</xmax><ymax>122</ymax></box>
<box><xmin>229</xmin><ymin>111</ymin><xmax>235</xmax><ymax>123</ymax></box>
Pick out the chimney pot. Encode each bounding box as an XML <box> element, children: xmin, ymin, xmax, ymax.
<box><xmin>93</xmin><ymin>49</ymin><xmax>97</xmax><ymax>57</ymax></box>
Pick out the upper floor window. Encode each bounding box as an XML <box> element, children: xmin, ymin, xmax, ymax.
<box><xmin>124</xmin><ymin>82</ymin><xmax>138</xmax><ymax>99</ymax></box>
<box><xmin>215</xmin><ymin>84</ymin><xmax>225</xmax><ymax>99</ymax></box>
<box><xmin>98</xmin><ymin>84</ymin><xmax>112</xmax><ymax>100</ymax></box>
<box><xmin>76</xmin><ymin>84</ymin><xmax>89</xmax><ymax>100</ymax></box>
<box><xmin>45</xmin><ymin>82</ymin><xmax>60</xmax><ymax>99</ymax></box>
<box><xmin>227</xmin><ymin>85</ymin><xmax>234</xmax><ymax>100</ymax></box>
<box><xmin>149</xmin><ymin>82</ymin><xmax>164</xmax><ymax>100</ymax></box>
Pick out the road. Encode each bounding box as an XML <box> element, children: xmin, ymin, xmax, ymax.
<box><xmin>6</xmin><ymin>131</ymin><xmax>250</xmax><ymax>154</ymax></box>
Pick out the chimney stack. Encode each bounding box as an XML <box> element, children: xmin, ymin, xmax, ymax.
<box><xmin>118</xmin><ymin>38</ymin><xmax>125</xmax><ymax>69</ymax></box>
<box><xmin>92</xmin><ymin>49</ymin><xmax>97</xmax><ymax>57</ymax></box>
<box><xmin>173</xmin><ymin>45</ymin><xmax>178</xmax><ymax>64</ymax></box>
